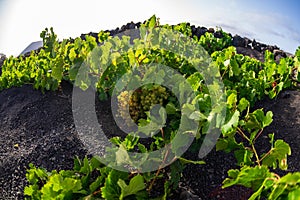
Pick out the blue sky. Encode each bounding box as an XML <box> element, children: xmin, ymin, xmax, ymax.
<box><xmin>0</xmin><ymin>0</ymin><xmax>299</xmax><ymax>56</ymax></box>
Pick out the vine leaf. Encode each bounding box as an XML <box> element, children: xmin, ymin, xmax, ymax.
<box><xmin>234</xmin><ymin>148</ymin><xmax>254</xmax><ymax>166</ymax></box>
<box><xmin>222</xmin><ymin>165</ymin><xmax>273</xmax><ymax>191</ymax></box>
<box><xmin>118</xmin><ymin>174</ymin><xmax>146</xmax><ymax>200</ymax></box>
<box><xmin>261</xmin><ymin>140</ymin><xmax>291</xmax><ymax>170</ymax></box>
<box><xmin>244</xmin><ymin>109</ymin><xmax>273</xmax><ymax>131</ymax></box>
<box><xmin>51</xmin><ymin>57</ymin><xmax>64</xmax><ymax>81</ymax></box>
<box><xmin>222</xmin><ymin>110</ymin><xmax>240</xmax><ymax>136</ymax></box>
<box><xmin>101</xmin><ymin>170</ymin><xmax>128</xmax><ymax>199</ymax></box>
<box><xmin>237</xmin><ymin>98</ymin><xmax>249</xmax><ymax>113</ymax></box>
<box><xmin>227</xmin><ymin>91</ymin><xmax>237</xmax><ymax>109</ymax></box>
<box><xmin>147</xmin><ymin>15</ymin><xmax>157</xmax><ymax>28</ymax></box>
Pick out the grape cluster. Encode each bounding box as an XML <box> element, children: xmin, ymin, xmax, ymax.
<box><xmin>117</xmin><ymin>85</ymin><xmax>169</xmax><ymax>125</ymax></box>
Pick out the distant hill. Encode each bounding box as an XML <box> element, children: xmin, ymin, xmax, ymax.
<box><xmin>19</xmin><ymin>41</ymin><xmax>43</xmax><ymax>55</ymax></box>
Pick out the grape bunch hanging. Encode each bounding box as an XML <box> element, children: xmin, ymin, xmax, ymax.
<box><xmin>117</xmin><ymin>85</ymin><xmax>170</xmax><ymax>125</ymax></box>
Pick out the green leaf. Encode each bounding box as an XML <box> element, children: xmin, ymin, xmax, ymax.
<box><xmin>142</xmin><ymin>66</ymin><xmax>165</xmax><ymax>85</ymax></box>
<box><xmin>118</xmin><ymin>174</ymin><xmax>146</xmax><ymax>200</ymax></box>
<box><xmin>178</xmin><ymin>157</ymin><xmax>205</xmax><ymax>165</ymax></box>
<box><xmin>244</xmin><ymin>109</ymin><xmax>272</xmax><ymax>131</ymax></box>
<box><xmin>279</xmin><ymin>172</ymin><xmax>300</xmax><ymax>185</ymax></box>
<box><xmin>101</xmin><ymin>170</ymin><xmax>127</xmax><ymax>199</ymax></box>
<box><xmin>73</xmin><ymin>156</ymin><xmax>81</xmax><ymax>171</ymax></box>
<box><xmin>69</xmin><ymin>48</ymin><xmax>77</xmax><ymax>62</ymax></box>
<box><xmin>80</xmin><ymin>157</ymin><xmax>91</xmax><ymax>174</ymax></box>
<box><xmin>69</xmin><ymin>62</ymin><xmax>81</xmax><ymax>81</ymax></box>
<box><xmin>186</xmin><ymin>72</ymin><xmax>203</xmax><ymax>91</ymax></box>
<box><xmin>250</xmin><ymin>129</ymin><xmax>259</xmax><ymax>143</ymax></box>
<box><xmin>50</xmin><ymin>174</ymin><xmax>63</xmax><ymax>192</ymax></box>
<box><xmin>73</xmin><ymin>61</ymin><xmax>91</xmax><ymax>90</ymax></box>
<box><xmin>238</xmin><ymin>98</ymin><xmax>250</xmax><ymax>113</ymax></box>
<box><xmin>165</xmin><ymin>102</ymin><xmax>178</xmax><ymax>115</ymax></box>
<box><xmin>222</xmin><ymin>110</ymin><xmax>240</xmax><ymax>136</ymax></box>
<box><xmin>128</xmin><ymin>75</ymin><xmax>142</xmax><ymax>90</ymax></box>
<box><xmin>227</xmin><ymin>92</ymin><xmax>237</xmax><ymax>109</ymax></box>
<box><xmin>61</xmin><ymin>177</ymin><xmax>83</xmax><ymax>192</ymax></box>
<box><xmin>288</xmin><ymin>188</ymin><xmax>300</xmax><ymax>200</ymax></box>
<box><xmin>234</xmin><ymin>148</ymin><xmax>254</xmax><ymax>166</ymax></box>
<box><xmin>230</xmin><ymin>58</ymin><xmax>241</xmax><ymax>76</ymax></box>
<box><xmin>89</xmin><ymin>175</ymin><xmax>104</xmax><ymax>193</ymax></box>
<box><xmin>216</xmin><ymin>139</ymin><xmax>228</xmax><ymax>151</ymax></box>
<box><xmin>278</xmin><ymin>58</ymin><xmax>288</xmax><ymax>75</ymax></box>
<box><xmin>90</xmin><ymin>157</ymin><xmax>102</xmax><ymax>170</ymax></box>
<box><xmin>127</xmin><ymin>49</ymin><xmax>137</xmax><ymax>67</ymax></box>
<box><xmin>115</xmin><ymin>146</ymin><xmax>131</xmax><ymax>166</ymax></box>
<box><xmin>261</xmin><ymin>140</ymin><xmax>291</xmax><ymax>170</ymax></box>
<box><xmin>171</xmin><ymin>118</ymin><xmax>195</xmax><ymax>156</ymax></box>
<box><xmin>268</xmin><ymin>89</ymin><xmax>277</xmax><ymax>99</ymax></box>
<box><xmin>163</xmin><ymin>181</ymin><xmax>170</xmax><ymax>200</ymax></box>
<box><xmin>137</xmin><ymin>143</ymin><xmax>147</xmax><ymax>153</ymax></box>
<box><xmin>216</xmin><ymin>137</ymin><xmax>243</xmax><ymax>153</ymax></box>
<box><xmin>269</xmin><ymin>184</ymin><xmax>287</xmax><ymax>200</ymax></box>
<box><xmin>138</xmin><ymin>119</ymin><xmax>163</xmax><ymax>137</ymax></box>
<box><xmin>110</xmin><ymin>137</ymin><xmax>122</xmax><ymax>145</ymax></box>
<box><xmin>122</xmin><ymin>134</ymin><xmax>139</xmax><ymax>151</ymax></box>
<box><xmin>223</xmin><ymin>165</ymin><xmax>272</xmax><ymax>191</ymax></box>
<box><xmin>189</xmin><ymin>110</ymin><xmax>207</xmax><ymax>121</ymax></box>
<box><xmin>263</xmin><ymin>111</ymin><xmax>273</xmax><ymax>127</ymax></box>
<box><xmin>138</xmin><ymin>106</ymin><xmax>166</xmax><ymax>136</ymax></box>
<box><xmin>146</xmin><ymin>15</ymin><xmax>157</xmax><ymax>28</ymax></box>
<box><xmin>51</xmin><ymin>58</ymin><xmax>64</xmax><ymax>81</ymax></box>
<box><xmin>248</xmin><ymin>178</ymin><xmax>269</xmax><ymax>200</ymax></box>
<box><xmin>24</xmin><ymin>185</ymin><xmax>35</xmax><ymax>196</ymax></box>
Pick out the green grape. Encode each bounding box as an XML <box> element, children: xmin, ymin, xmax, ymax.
<box><xmin>117</xmin><ymin>85</ymin><xmax>171</xmax><ymax>126</ymax></box>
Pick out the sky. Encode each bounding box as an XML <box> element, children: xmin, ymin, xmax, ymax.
<box><xmin>0</xmin><ymin>0</ymin><xmax>299</xmax><ymax>56</ymax></box>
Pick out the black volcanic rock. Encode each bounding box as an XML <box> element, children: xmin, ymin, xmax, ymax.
<box><xmin>244</xmin><ymin>37</ymin><xmax>252</xmax><ymax>47</ymax></box>
<box><xmin>274</xmin><ymin>49</ymin><xmax>287</xmax><ymax>62</ymax></box>
<box><xmin>214</xmin><ymin>31</ymin><xmax>224</xmax><ymax>38</ymax></box>
<box><xmin>208</xmin><ymin>27</ymin><xmax>215</xmax><ymax>33</ymax></box>
<box><xmin>136</xmin><ymin>22</ymin><xmax>141</xmax><ymax>28</ymax></box>
<box><xmin>0</xmin><ymin>53</ymin><xmax>6</xmax><ymax>67</ymax></box>
<box><xmin>191</xmin><ymin>25</ymin><xmax>196</xmax><ymax>35</ymax></box>
<box><xmin>194</xmin><ymin>26</ymin><xmax>208</xmax><ymax>38</ymax></box>
<box><xmin>236</xmin><ymin>46</ymin><xmax>264</xmax><ymax>62</ymax></box>
<box><xmin>0</xmin><ymin>53</ymin><xmax>6</xmax><ymax>75</ymax></box>
<box><xmin>233</xmin><ymin>35</ymin><xmax>246</xmax><ymax>47</ymax></box>
<box><xmin>251</xmin><ymin>39</ymin><xmax>262</xmax><ymax>52</ymax></box>
<box><xmin>127</xmin><ymin>22</ymin><xmax>136</xmax><ymax>29</ymax></box>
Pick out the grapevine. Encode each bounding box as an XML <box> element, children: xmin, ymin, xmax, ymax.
<box><xmin>0</xmin><ymin>15</ymin><xmax>299</xmax><ymax>199</ymax></box>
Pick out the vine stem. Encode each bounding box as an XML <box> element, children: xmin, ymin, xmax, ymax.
<box><xmin>221</xmin><ymin>65</ymin><xmax>230</xmax><ymax>78</ymax></box>
<box><xmin>148</xmin><ymin>145</ymin><xmax>170</xmax><ymax>193</ymax></box>
<box><xmin>237</xmin><ymin>127</ymin><xmax>250</xmax><ymax>142</ymax></box>
<box><xmin>160</xmin><ymin>128</ymin><xmax>164</xmax><ymax>139</ymax></box>
<box><xmin>258</xmin><ymin>149</ymin><xmax>273</xmax><ymax>164</ymax></box>
<box><xmin>254</xmin><ymin>129</ymin><xmax>264</xmax><ymax>143</ymax></box>
<box><xmin>252</xmin><ymin>143</ymin><xmax>261</xmax><ymax>166</ymax></box>
<box><xmin>273</xmin><ymin>173</ymin><xmax>281</xmax><ymax>180</ymax></box>
<box><xmin>265</xmin><ymin>77</ymin><xmax>281</xmax><ymax>85</ymax></box>
<box><xmin>148</xmin><ymin>165</ymin><xmax>162</xmax><ymax>192</ymax></box>
<box><xmin>92</xmin><ymin>189</ymin><xmax>102</xmax><ymax>196</ymax></box>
